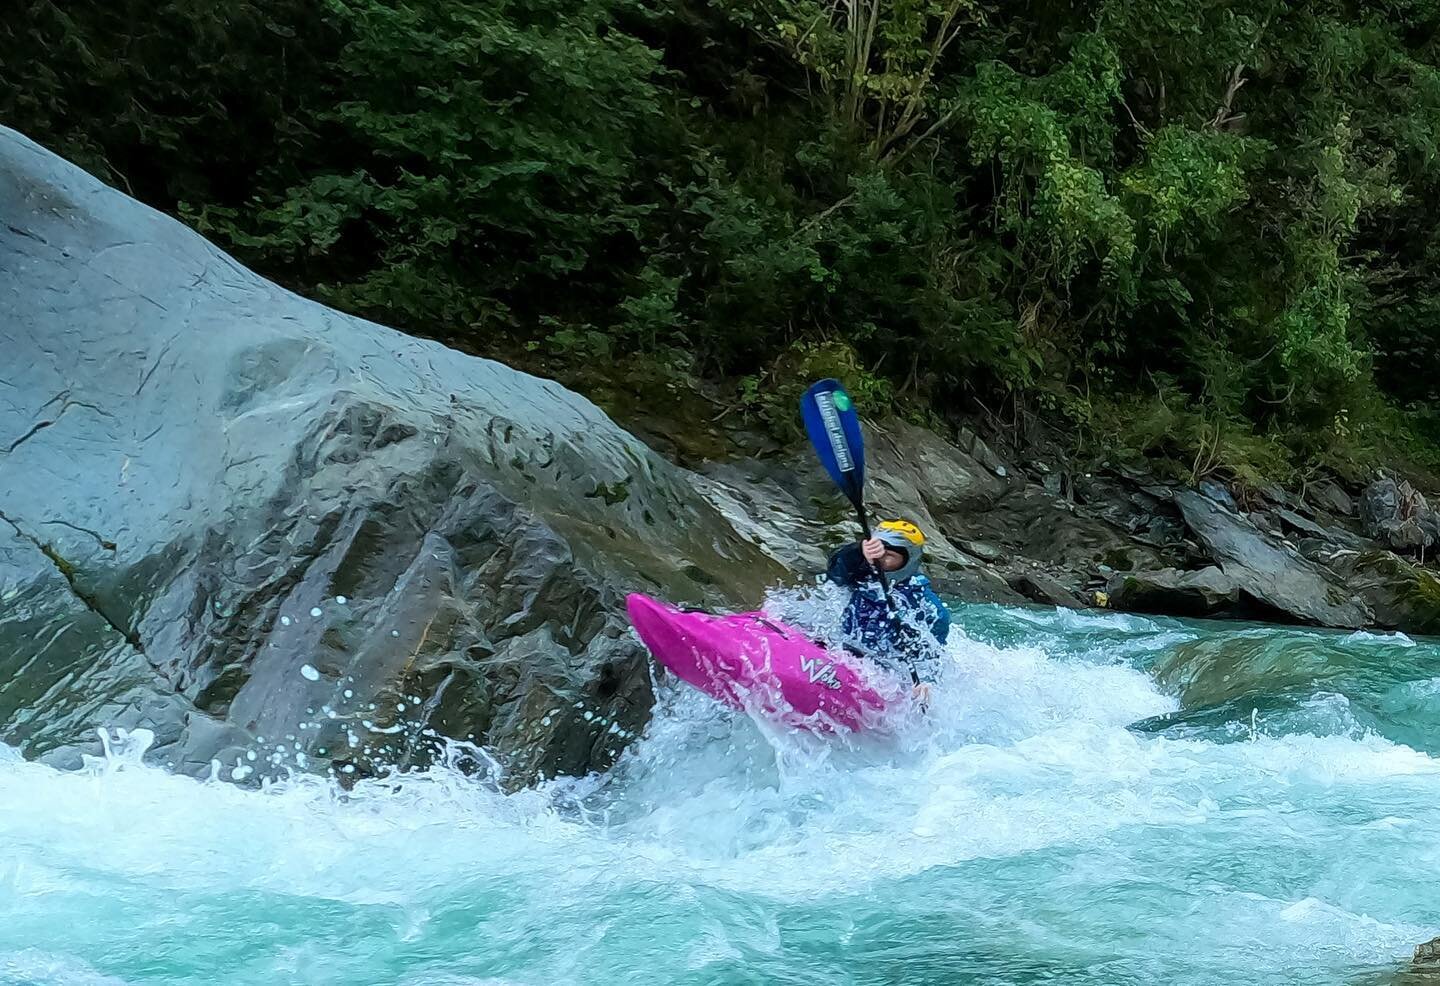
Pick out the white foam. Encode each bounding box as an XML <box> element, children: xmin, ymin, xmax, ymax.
<box><xmin>1346</xmin><ymin>629</ymin><xmax>1418</xmax><ymax>648</ymax></box>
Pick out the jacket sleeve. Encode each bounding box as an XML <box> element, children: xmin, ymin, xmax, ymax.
<box><xmin>825</xmin><ymin>542</ymin><xmax>872</xmax><ymax>588</ymax></box>
<box><xmin>924</xmin><ymin>585</ymin><xmax>952</xmax><ymax>644</ymax></box>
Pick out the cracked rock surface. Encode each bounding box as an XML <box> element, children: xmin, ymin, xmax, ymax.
<box><xmin>0</xmin><ymin>127</ymin><xmax>782</xmax><ymax>784</ymax></box>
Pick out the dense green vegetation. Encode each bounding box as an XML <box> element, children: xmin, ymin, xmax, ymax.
<box><xmin>7</xmin><ymin>0</ymin><xmax>1440</xmax><ymax>481</ymax></box>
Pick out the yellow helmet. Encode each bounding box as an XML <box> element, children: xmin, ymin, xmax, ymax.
<box><xmin>874</xmin><ymin>519</ymin><xmax>926</xmax><ymax>581</ymax></box>
<box><xmin>877</xmin><ymin>519</ymin><xmax>925</xmax><ymax>547</ymax></box>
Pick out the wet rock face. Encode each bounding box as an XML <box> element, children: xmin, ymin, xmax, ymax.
<box><xmin>1171</xmin><ymin>491</ymin><xmax>1372</xmax><ymax>628</ymax></box>
<box><xmin>1006</xmin><ymin>570</ymin><xmax>1083</xmax><ymax>609</ymax></box>
<box><xmin>1106</xmin><ymin>567</ymin><xmax>1240</xmax><ymax>617</ymax></box>
<box><xmin>0</xmin><ymin>127</ymin><xmax>781</xmax><ymax>784</ymax></box>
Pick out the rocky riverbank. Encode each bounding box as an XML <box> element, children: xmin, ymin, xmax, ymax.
<box><xmin>683</xmin><ymin>410</ymin><xmax>1440</xmax><ymax>638</ymax></box>
<box><xmin>7</xmin><ymin>124</ymin><xmax>1440</xmax><ymax>792</ymax></box>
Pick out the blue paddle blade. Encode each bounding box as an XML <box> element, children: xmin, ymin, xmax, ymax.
<box><xmin>800</xmin><ymin>378</ymin><xmax>867</xmax><ymax>507</ymax></box>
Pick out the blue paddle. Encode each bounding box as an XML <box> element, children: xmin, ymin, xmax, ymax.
<box><xmin>800</xmin><ymin>379</ymin><xmax>921</xmax><ymax>687</ymax></box>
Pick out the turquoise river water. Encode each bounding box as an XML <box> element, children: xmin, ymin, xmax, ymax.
<box><xmin>3</xmin><ymin>597</ymin><xmax>1439</xmax><ymax>985</ymax></box>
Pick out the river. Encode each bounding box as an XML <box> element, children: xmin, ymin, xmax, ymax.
<box><xmin>2</xmin><ymin>600</ymin><xmax>1437</xmax><ymax>984</ymax></box>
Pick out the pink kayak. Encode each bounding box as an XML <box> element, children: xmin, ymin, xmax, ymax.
<box><xmin>625</xmin><ymin>593</ymin><xmax>895</xmax><ymax>732</ymax></box>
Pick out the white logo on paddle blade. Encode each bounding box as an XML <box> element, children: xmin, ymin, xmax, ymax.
<box><xmin>815</xmin><ymin>392</ymin><xmax>853</xmax><ymax>473</ymax></box>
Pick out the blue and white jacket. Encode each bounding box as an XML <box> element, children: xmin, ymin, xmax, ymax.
<box><xmin>825</xmin><ymin>543</ymin><xmax>950</xmax><ymax>680</ymax></box>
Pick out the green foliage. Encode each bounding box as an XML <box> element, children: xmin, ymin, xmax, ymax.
<box><xmin>0</xmin><ymin>0</ymin><xmax>338</xmax><ymax>205</ymax></box>
<box><xmin>1122</xmin><ymin>127</ymin><xmax>1251</xmax><ymax>237</ymax></box>
<box><xmin>1091</xmin><ymin>386</ymin><xmax>1298</xmax><ymax>489</ymax></box>
<box><xmin>736</xmin><ymin>340</ymin><xmax>897</xmax><ymax>438</ymax></box>
<box><xmin>10</xmin><ymin>0</ymin><xmax>1440</xmax><ymax>480</ymax></box>
<box><xmin>226</xmin><ymin>0</ymin><xmax>670</xmax><ymax>334</ymax></box>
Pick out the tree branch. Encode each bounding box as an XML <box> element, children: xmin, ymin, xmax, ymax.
<box><xmin>882</xmin><ymin>101</ymin><xmax>963</xmax><ymax>165</ymax></box>
<box><xmin>886</xmin><ymin>0</ymin><xmax>970</xmax><ymax>154</ymax></box>
<box><xmin>1211</xmin><ymin>63</ymin><xmax>1247</xmax><ymax>130</ymax></box>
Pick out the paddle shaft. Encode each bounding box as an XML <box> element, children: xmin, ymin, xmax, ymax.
<box><xmin>853</xmin><ymin>502</ymin><xmax>922</xmax><ymax>687</ymax></box>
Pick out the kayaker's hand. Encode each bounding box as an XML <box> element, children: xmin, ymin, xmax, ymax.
<box><xmin>912</xmin><ymin>681</ymin><xmax>931</xmax><ymax>706</ymax></box>
<box><xmin>861</xmin><ymin>538</ymin><xmax>886</xmax><ymax>564</ymax></box>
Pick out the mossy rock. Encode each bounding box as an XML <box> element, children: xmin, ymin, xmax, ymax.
<box><xmin>1348</xmin><ymin>551</ymin><xmax>1440</xmax><ymax>635</ymax></box>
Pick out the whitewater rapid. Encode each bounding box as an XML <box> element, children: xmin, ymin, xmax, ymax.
<box><xmin>2</xmin><ymin>601</ymin><xmax>1438</xmax><ymax>984</ymax></box>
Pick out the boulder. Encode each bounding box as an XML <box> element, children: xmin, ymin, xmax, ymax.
<box><xmin>1008</xmin><ymin>570</ymin><xmax>1084</xmax><ymax>609</ymax></box>
<box><xmin>1360</xmin><ymin>477</ymin><xmax>1402</xmax><ymax>530</ymax></box>
<box><xmin>1270</xmin><ymin>508</ymin><xmax>1326</xmax><ymax>540</ymax></box>
<box><xmin>1417</xmin><ymin>937</ymin><xmax>1440</xmax><ymax>965</ymax></box>
<box><xmin>1106</xmin><ymin>567</ymin><xmax>1240</xmax><ymax>617</ymax></box>
<box><xmin>954</xmin><ymin>426</ymin><xmax>1014</xmax><ymax>480</ymax></box>
<box><xmin>1413</xmin><ymin>937</ymin><xmax>1440</xmax><ymax>984</ymax></box>
<box><xmin>1197</xmin><ymin>477</ymin><xmax>1238</xmax><ymax>512</ymax></box>
<box><xmin>869</xmin><ymin>418</ymin><xmax>1014</xmax><ymax>515</ymax></box>
<box><xmin>957</xmin><ymin>538</ymin><xmax>1006</xmax><ymax>564</ymax></box>
<box><xmin>1256</xmin><ymin>483</ymin><xmax>1296</xmax><ymax>510</ymax></box>
<box><xmin>1359</xmin><ymin>477</ymin><xmax>1440</xmax><ymax>553</ymax></box>
<box><xmin>1322</xmin><ymin>551</ymin><xmax>1440</xmax><ymax>636</ymax></box>
<box><xmin>1173</xmin><ymin>491</ymin><xmax>1372</xmax><ymax>628</ymax></box>
<box><xmin>1305</xmin><ymin>478</ymin><xmax>1353</xmax><ymax>517</ymax></box>
<box><xmin>1072</xmin><ymin>475</ymin><xmax>1188</xmax><ymax>548</ymax></box>
<box><xmin>0</xmin><ymin>126</ymin><xmax>782</xmax><ymax>784</ymax></box>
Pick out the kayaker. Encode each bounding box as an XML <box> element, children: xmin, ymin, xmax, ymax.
<box><xmin>825</xmin><ymin>518</ymin><xmax>950</xmax><ymax>691</ymax></box>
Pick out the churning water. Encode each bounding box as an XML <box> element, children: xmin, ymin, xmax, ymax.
<box><xmin>3</xmin><ymin>600</ymin><xmax>1439</xmax><ymax>985</ymax></box>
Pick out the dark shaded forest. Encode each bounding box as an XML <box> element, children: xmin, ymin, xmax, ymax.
<box><xmin>8</xmin><ymin>0</ymin><xmax>1440</xmax><ymax>482</ymax></box>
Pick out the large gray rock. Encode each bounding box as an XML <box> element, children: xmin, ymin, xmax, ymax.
<box><xmin>0</xmin><ymin>127</ymin><xmax>782</xmax><ymax>784</ymax></box>
<box><xmin>1106</xmin><ymin>567</ymin><xmax>1240</xmax><ymax>617</ymax></box>
<box><xmin>1359</xmin><ymin>477</ymin><xmax>1440</xmax><ymax>553</ymax></box>
<box><xmin>1360</xmin><ymin>477</ymin><xmax>1403</xmax><ymax>530</ymax></box>
<box><xmin>1304</xmin><ymin>478</ymin><xmax>1353</xmax><ymax>517</ymax></box>
<box><xmin>870</xmin><ymin>418</ymin><xmax>1015</xmax><ymax>516</ymax></box>
<box><xmin>1172</xmin><ymin>491</ymin><xmax>1372</xmax><ymax>628</ymax></box>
